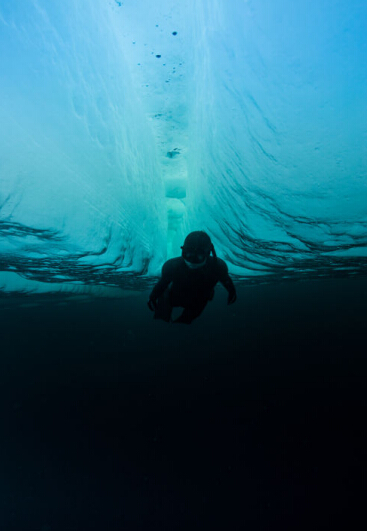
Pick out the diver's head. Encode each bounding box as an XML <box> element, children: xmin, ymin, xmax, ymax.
<box><xmin>181</xmin><ymin>231</ymin><xmax>214</xmax><ymax>269</ymax></box>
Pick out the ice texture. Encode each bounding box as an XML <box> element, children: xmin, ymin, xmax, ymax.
<box><xmin>1</xmin><ymin>0</ymin><xmax>367</xmax><ymax>292</ymax></box>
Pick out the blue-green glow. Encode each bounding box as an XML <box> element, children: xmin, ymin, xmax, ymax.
<box><xmin>0</xmin><ymin>0</ymin><xmax>367</xmax><ymax>292</ymax></box>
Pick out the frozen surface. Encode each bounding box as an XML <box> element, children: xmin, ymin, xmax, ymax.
<box><xmin>1</xmin><ymin>0</ymin><xmax>367</xmax><ymax>292</ymax></box>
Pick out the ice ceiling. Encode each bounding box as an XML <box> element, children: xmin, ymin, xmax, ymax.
<box><xmin>1</xmin><ymin>0</ymin><xmax>367</xmax><ymax>292</ymax></box>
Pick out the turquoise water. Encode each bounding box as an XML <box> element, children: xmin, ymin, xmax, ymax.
<box><xmin>1</xmin><ymin>0</ymin><xmax>367</xmax><ymax>294</ymax></box>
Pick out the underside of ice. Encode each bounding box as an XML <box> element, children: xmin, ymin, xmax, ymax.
<box><xmin>1</xmin><ymin>0</ymin><xmax>367</xmax><ymax>292</ymax></box>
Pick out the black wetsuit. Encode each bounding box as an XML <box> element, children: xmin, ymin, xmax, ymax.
<box><xmin>149</xmin><ymin>256</ymin><xmax>236</xmax><ymax>323</ymax></box>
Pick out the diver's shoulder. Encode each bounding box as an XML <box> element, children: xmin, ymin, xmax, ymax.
<box><xmin>215</xmin><ymin>257</ymin><xmax>227</xmax><ymax>267</ymax></box>
<box><xmin>209</xmin><ymin>256</ymin><xmax>227</xmax><ymax>268</ymax></box>
<box><xmin>163</xmin><ymin>257</ymin><xmax>183</xmax><ymax>271</ymax></box>
<box><xmin>210</xmin><ymin>257</ymin><xmax>229</xmax><ymax>276</ymax></box>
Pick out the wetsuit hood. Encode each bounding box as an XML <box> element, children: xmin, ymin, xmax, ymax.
<box><xmin>181</xmin><ymin>231</ymin><xmax>215</xmax><ymax>268</ymax></box>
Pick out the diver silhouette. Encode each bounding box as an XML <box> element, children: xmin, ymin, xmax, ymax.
<box><xmin>148</xmin><ymin>231</ymin><xmax>237</xmax><ymax>324</ymax></box>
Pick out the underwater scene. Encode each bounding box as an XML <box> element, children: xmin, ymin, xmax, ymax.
<box><xmin>0</xmin><ymin>0</ymin><xmax>366</xmax><ymax>529</ymax></box>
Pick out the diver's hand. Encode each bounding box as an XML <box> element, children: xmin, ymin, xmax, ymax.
<box><xmin>227</xmin><ymin>292</ymin><xmax>237</xmax><ymax>305</ymax></box>
<box><xmin>147</xmin><ymin>298</ymin><xmax>157</xmax><ymax>311</ymax></box>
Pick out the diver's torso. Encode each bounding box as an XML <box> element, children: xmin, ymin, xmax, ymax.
<box><xmin>167</xmin><ymin>257</ymin><xmax>224</xmax><ymax>301</ymax></box>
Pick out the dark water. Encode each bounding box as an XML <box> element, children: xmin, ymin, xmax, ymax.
<box><xmin>1</xmin><ymin>277</ymin><xmax>366</xmax><ymax>530</ymax></box>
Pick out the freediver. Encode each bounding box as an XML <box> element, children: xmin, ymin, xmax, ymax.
<box><xmin>147</xmin><ymin>231</ymin><xmax>237</xmax><ymax>324</ymax></box>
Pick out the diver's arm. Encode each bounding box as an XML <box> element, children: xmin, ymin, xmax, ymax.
<box><xmin>148</xmin><ymin>262</ymin><xmax>173</xmax><ymax>305</ymax></box>
<box><xmin>218</xmin><ymin>260</ymin><xmax>237</xmax><ymax>304</ymax></box>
